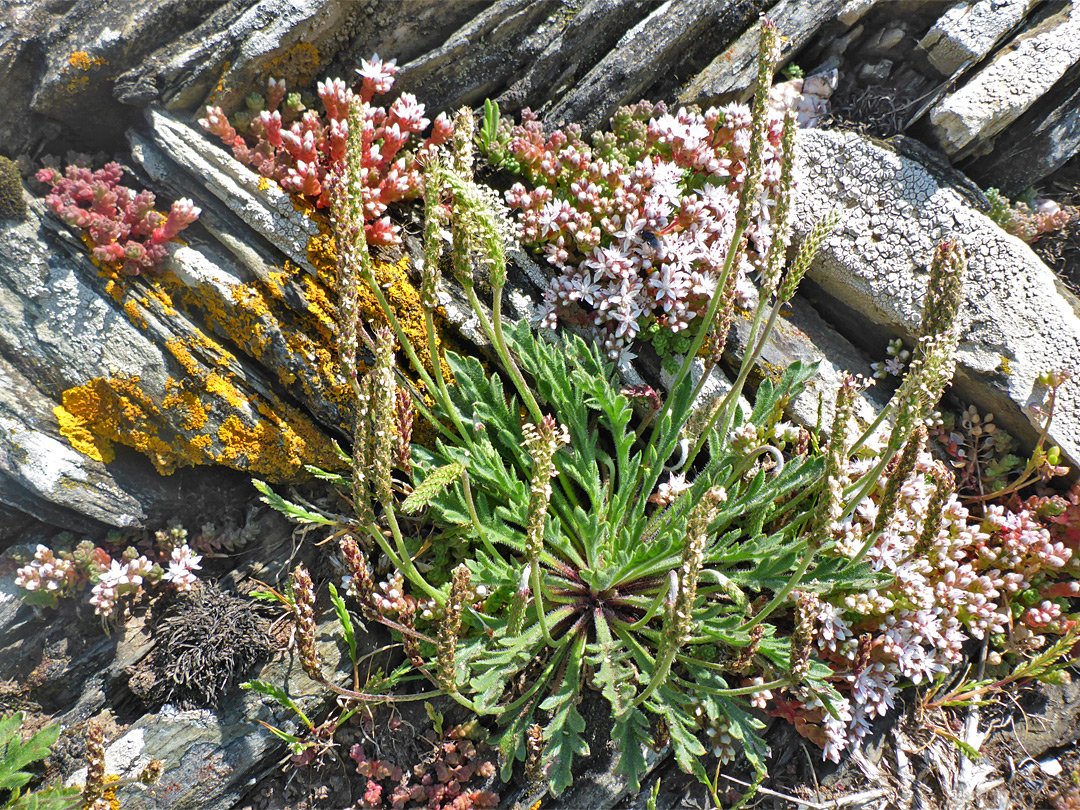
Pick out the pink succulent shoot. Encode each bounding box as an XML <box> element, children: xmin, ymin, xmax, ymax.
<box><xmin>356</xmin><ymin>53</ymin><xmax>398</xmax><ymax>103</ymax></box>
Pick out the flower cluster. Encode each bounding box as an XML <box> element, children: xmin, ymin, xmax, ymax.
<box><xmin>985</xmin><ymin>187</ymin><xmax>1075</xmax><ymax>243</ymax></box>
<box><xmin>13</xmin><ymin>528</ymin><xmax>203</xmax><ymax>617</ymax></box>
<box><xmin>486</xmin><ymin>98</ymin><xmax>791</xmax><ymax>361</ymax></box>
<box><xmin>35</xmin><ymin>161</ymin><xmax>200</xmax><ymax>275</ymax></box>
<box><xmin>871</xmin><ymin>337</ymin><xmax>911</xmax><ymax>379</ymax></box>
<box><xmin>199</xmin><ymin>55</ymin><xmax>453</xmax><ymax>246</ymax></box>
<box><xmin>348</xmin><ymin>726</ymin><xmax>497</xmax><ymax>809</ymax></box>
<box><xmin>767</xmin><ymin>416</ymin><xmax>1079</xmax><ymax>762</ymax></box>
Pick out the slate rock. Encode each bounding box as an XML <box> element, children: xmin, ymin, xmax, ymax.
<box><xmin>927</xmin><ymin>1</ymin><xmax>1080</xmax><ymax>160</ymax></box>
<box><xmin>916</xmin><ymin>0</ymin><xmax>1040</xmax><ymax>77</ymax></box>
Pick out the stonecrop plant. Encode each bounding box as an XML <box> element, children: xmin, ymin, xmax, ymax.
<box><xmin>255</xmin><ymin>21</ymin><xmax>979</xmax><ymax>800</ymax></box>
<box><xmin>199</xmin><ymin>55</ymin><xmax>453</xmax><ymax>246</ymax></box>
<box><xmin>477</xmin><ymin>65</ymin><xmax>791</xmax><ymax>364</ymax></box>
<box><xmin>35</xmin><ymin>160</ymin><xmax>200</xmax><ymax>275</ymax></box>
<box><xmin>13</xmin><ymin>524</ymin><xmax>203</xmax><ymax>619</ymax></box>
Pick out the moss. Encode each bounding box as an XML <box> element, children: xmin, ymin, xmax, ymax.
<box><xmin>0</xmin><ymin>157</ymin><xmax>26</xmax><ymax>220</ymax></box>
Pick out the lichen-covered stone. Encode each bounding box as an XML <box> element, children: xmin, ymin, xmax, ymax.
<box><xmin>927</xmin><ymin>2</ymin><xmax>1080</xmax><ymax>158</ymax></box>
<box><xmin>792</xmin><ymin>128</ymin><xmax>1080</xmax><ymax>468</ymax></box>
<box><xmin>916</xmin><ymin>0</ymin><xmax>1039</xmax><ymax>77</ymax></box>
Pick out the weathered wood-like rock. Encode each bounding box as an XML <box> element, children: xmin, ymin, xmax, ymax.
<box><xmin>926</xmin><ymin>1</ymin><xmax>1080</xmax><ymax>160</ymax></box>
<box><xmin>792</xmin><ymin>128</ymin><xmax>1080</xmax><ymax>468</ymax></box>
<box><xmin>679</xmin><ymin>0</ymin><xmax>847</xmax><ymax>107</ymax></box>
<box><xmin>543</xmin><ymin>0</ymin><xmax>760</xmax><ymax>132</ymax></box>
<box><xmin>916</xmin><ymin>0</ymin><xmax>1039</xmax><ymax>77</ymax></box>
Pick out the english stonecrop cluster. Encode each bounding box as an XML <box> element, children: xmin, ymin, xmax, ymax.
<box><xmin>257</xmin><ymin>22</ymin><xmax>973</xmax><ymax>799</ymax></box>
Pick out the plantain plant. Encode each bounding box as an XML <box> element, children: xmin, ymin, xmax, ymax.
<box><xmin>257</xmin><ymin>19</ymin><xmax>966</xmax><ymax>799</ymax></box>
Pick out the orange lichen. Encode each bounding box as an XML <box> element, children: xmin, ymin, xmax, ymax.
<box><xmin>57</xmin><ymin>371</ymin><xmax>342</xmax><ymax>482</ymax></box>
<box><xmin>261</xmin><ymin>42</ymin><xmax>322</xmax><ymax>89</ymax></box>
<box><xmin>59</xmin><ymin>52</ymin><xmax>107</xmax><ymax>97</ymax></box>
<box><xmin>54</xmin><ymin>399</ymin><xmax>115</xmax><ymax>464</ymax></box>
<box><xmin>68</xmin><ymin>52</ymin><xmax>107</xmax><ymax>70</ymax></box>
<box><xmin>162</xmin><ymin>387</ymin><xmax>210</xmax><ymax>432</ymax></box>
<box><xmin>123</xmin><ymin>299</ymin><xmax>147</xmax><ymax>330</ymax></box>
<box><xmin>55</xmin><ymin>376</ymin><xmax>198</xmax><ymax>475</ymax></box>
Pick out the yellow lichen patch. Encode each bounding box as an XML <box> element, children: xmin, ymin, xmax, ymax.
<box><xmin>57</xmin><ymin>371</ymin><xmax>342</xmax><ymax>482</ymax></box>
<box><xmin>217</xmin><ymin>393</ymin><xmax>339</xmax><ymax>477</ymax></box>
<box><xmin>298</xmin><ymin>273</ymin><xmax>338</xmax><ymax>340</ymax></box>
<box><xmin>162</xmin><ymin>386</ymin><xmax>210</xmax><ymax>432</ymax></box>
<box><xmin>68</xmin><ymin>52</ymin><xmax>107</xmax><ymax>70</ymax></box>
<box><xmin>204</xmin><ymin>371</ymin><xmax>247</xmax><ymax>410</ymax></box>
<box><xmin>54</xmin><ymin>400</ymin><xmax>116</xmax><ymax>464</ymax></box>
<box><xmin>305</xmin><ymin>229</ymin><xmax>337</xmax><ymax>286</ymax></box>
<box><xmin>123</xmin><ymin>299</ymin><xmax>147</xmax><ymax>330</ymax></box>
<box><xmin>258</xmin><ymin>176</ymin><xmax>271</xmax><ymax>192</ymax></box>
<box><xmin>260</xmin><ymin>43</ymin><xmax>322</xmax><ymax>90</ymax></box>
<box><xmin>55</xmin><ymin>376</ymin><xmax>205</xmax><ymax>475</ymax></box>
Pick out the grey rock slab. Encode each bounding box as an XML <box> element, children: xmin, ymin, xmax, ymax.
<box><xmin>543</xmin><ymin>0</ymin><xmax>751</xmax><ymax>132</ymax></box>
<box><xmin>145</xmin><ymin>108</ymin><xmax>321</xmax><ymax>273</ymax></box>
<box><xmin>325</xmin><ymin>0</ymin><xmax>495</xmax><ymax>84</ymax></box>
<box><xmin>390</xmin><ymin>0</ymin><xmax>567</xmax><ymax>114</ymax></box>
<box><xmin>791</xmin><ymin>128</ymin><xmax>1080</xmax><ymax>469</ymax></box>
<box><xmin>495</xmin><ymin>0</ymin><xmax>666</xmax><ymax>115</ymax></box>
<box><xmin>916</xmin><ymin>0</ymin><xmax>1041</xmax><ymax>77</ymax></box>
<box><xmin>679</xmin><ymin>0</ymin><xmax>849</xmax><ymax>107</ymax></box>
<box><xmin>727</xmin><ymin>294</ymin><xmax>891</xmax><ymax>433</ymax></box>
<box><xmin>927</xmin><ymin>1</ymin><xmax>1080</xmax><ymax>159</ymax></box>
<box><xmin>111</xmin><ymin>613</ymin><xmax>355</xmax><ymax>810</ymax></box>
<box><xmin>962</xmin><ymin>51</ymin><xmax>1080</xmax><ymax>194</ymax></box>
<box><xmin>0</xmin><ymin>202</ymin><xmax>161</xmax><ymax>529</ymax></box>
<box><xmin>0</xmin><ymin>0</ymin><xmax>230</xmax><ymax>155</ymax></box>
<box><xmin>147</xmin><ymin>0</ymin><xmax>352</xmax><ymax>114</ymax></box>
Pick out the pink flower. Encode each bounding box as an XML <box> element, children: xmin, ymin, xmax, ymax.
<box><xmin>162</xmin><ymin>545</ymin><xmax>203</xmax><ymax>591</ymax></box>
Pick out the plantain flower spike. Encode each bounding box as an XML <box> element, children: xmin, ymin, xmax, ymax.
<box><xmin>736</xmin><ymin>17</ymin><xmax>781</xmax><ymax>233</ymax></box>
<box><xmin>291</xmin><ymin>564</ymin><xmax>323</xmax><ymax>681</ymax></box>
<box><xmin>451</xmin><ymin>106</ymin><xmax>476</xmax><ymax>180</ymax></box>
<box><xmin>668</xmin><ymin>487</ymin><xmax>725</xmax><ymax>648</ymax></box>
<box><xmin>873</xmin><ymin>424</ymin><xmax>926</xmax><ymax>535</ymax></box>
<box><xmin>507</xmin><ymin>565</ymin><xmax>532</xmax><ymax>636</ymax></box>
<box><xmin>522</xmin><ymin>416</ymin><xmax>570</xmax><ymax>563</ymax></box>
<box><xmin>789</xmin><ymin>590</ymin><xmax>821</xmax><ymax>684</ymax></box>
<box><xmin>370</xmin><ymin>326</ymin><xmax>399</xmax><ymax>506</ymax></box>
<box><xmin>912</xmin><ymin>461</ymin><xmax>955</xmax><ymax>561</ymax></box>
<box><xmin>420</xmin><ymin>155</ymin><xmax>448</xmax><ymax>312</ymax></box>
<box><xmin>340</xmin><ymin>533</ymin><xmax>379</xmax><ymax>620</ymax></box>
<box><xmin>762</xmin><ymin>108</ymin><xmax>798</xmax><ymax>296</ymax></box>
<box><xmin>778</xmin><ymin>210</ymin><xmax>839</xmax><ymax>304</ymax></box>
<box><xmin>888</xmin><ymin>240</ymin><xmax>966</xmax><ymax>444</ymax></box>
<box><xmin>808</xmin><ymin>374</ymin><xmax>860</xmax><ymax>548</ymax></box>
<box><xmin>437</xmin><ymin>564</ymin><xmax>471</xmax><ymax>691</ymax></box>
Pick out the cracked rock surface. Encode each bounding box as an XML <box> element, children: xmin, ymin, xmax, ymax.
<box><xmin>793</xmin><ymin>128</ymin><xmax>1080</xmax><ymax>469</ymax></box>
